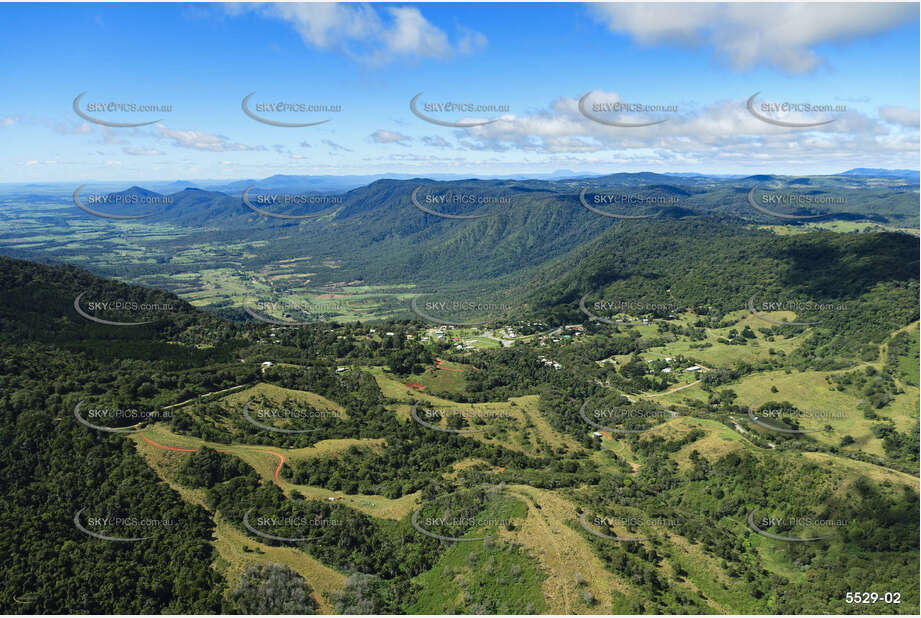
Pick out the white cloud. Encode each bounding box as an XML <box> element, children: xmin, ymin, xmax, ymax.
<box><xmin>371</xmin><ymin>129</ymin><xmax>412</xmax><ymax>145</ymax></box>
<box><xmin>376</xmin><ymin>7</ymin><xmax>450</xmax><ymax>61</ymax></box>
<box><xmin>153</xmin><ymin>123</ymin><xmax>256</xmax><ymax>152</ymax></box>
<box><xmin>457</xmin><ymin>27</ymin><xmax>488</xmax><ymax>55</ymax></box>
<box><xmin>422</xmin><ymin>135</ymin><xmax>452</xmax><ymax>148</ymax></box>
<box><xmin>589</xmin><ymin>3</ymin><xmax>917</xmax><ymax>73</ymax></box>
<box><xmin>453</xmin><ymin>91</ymin><xmax>919</xmax><ymax>171</ymax></box>
<box><xmin>238</xmin><ymin>3</ymin><xmax>485</xmax><ymax>64</ymax></box>
<box><xmin>879</xmin><ymin>106</ymin><xmax>920</xmax><ymax>128</ymax></box>
<box><xmin>1</xmin><ymin>115</ymin><xmax>19</xmax><ymax>127</ymax></box>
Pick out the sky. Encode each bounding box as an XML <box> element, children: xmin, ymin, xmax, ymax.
<box><xmin>0</xmin><ymin>1</ymin><xmax>918</xmax><ymax>182</ymax></box>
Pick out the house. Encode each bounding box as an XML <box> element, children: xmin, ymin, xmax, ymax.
<box><xmin>661</xmin><ymin>368</ymin><xmax>673</xmax><ymax>373</ymax></box>
<box><xmin>261</xmin><ymin>361</ymin><xmax>273</xmax><ymax>367</ymax></box>
<box><xmin>685</xmin><ymin>365</ymin><xmax>703</xmax><ymax>372</ymax></box>
<box><xmin>336</xmin><ymin>367</ymin><xmax>347</xmax><ymax>373</ymax></box>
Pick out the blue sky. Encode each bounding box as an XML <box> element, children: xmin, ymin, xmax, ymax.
<box><xmin>1</xmin><ymin>2</ymin><xmax>918</xmax><ymax>182</ymax></box>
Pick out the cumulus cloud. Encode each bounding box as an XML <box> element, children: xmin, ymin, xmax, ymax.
<box><xmin>371</xmin><ymin>129</ymin><xmax>412</xmax><ymax>145</ymax></box>
<box><xmin>235</xmin><ymin>3</ymin><xmax>486</xmax><ymax>64</ymax></box>
<box><xmin>456</xmin><ymin>27</ymin><xmax>488</xmax><ymax>55</ymax></box>
<box><xmin>879</xmin><ymin>106</ymin><xmax>920</xmax><ymax>128</ymax></box>
<box><xmin>153</xmin><ymin>124</ymin><xmax>256</xmax><ymax>151</ymax></box>
<box><xmin>422</xmin><ymin>135</ymin><xmax>452</xmax><ymax>148</ymax></box>
<box><xmin>451</xmin><ymin>91</ymin><xmax>919</xmax><ymax>171</ymax></box>
<box><xmin>589</xmin><ymin>3</ymin><xmax>917</xmax><ymax>73</ymax></box>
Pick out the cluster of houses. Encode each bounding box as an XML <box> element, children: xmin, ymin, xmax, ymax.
<box><xmin>536</xmin><ymin>355</ymin><xmax>562</xmax><ymax>369</ymax></box>
<box><xmin>651</xmin><ymin>357</ymin><xmax>703</xmax><ymax>374</ymax></box>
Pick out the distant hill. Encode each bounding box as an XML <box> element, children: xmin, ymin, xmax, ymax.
<box><xmin>840</xmin><ymin>168</ymin><xmax>920</xmax><ymax>181</ymax></box>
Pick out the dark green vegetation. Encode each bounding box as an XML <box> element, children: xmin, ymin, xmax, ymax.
<box><xmin>229</xmin><ymin>563</ymin><xmax>318</xmax><ymax>614</ymax></box>
<box><xmin>0</xmin><ymin>169</ymin><xmax>918</xmax><ymax>614</ymax></box>
<box><xmin>0</xmin><ymin>172</ymin><xmax>916</xmax><ymax>322</ymax></box>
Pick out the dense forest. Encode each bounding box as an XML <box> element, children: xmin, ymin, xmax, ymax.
<box><xmin>0</xmin><ymin>214</ymin><xmax>917</xmax><ymax>615</ymax></box>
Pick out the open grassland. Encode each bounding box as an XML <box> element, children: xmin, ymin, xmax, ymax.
<box><xmin>505</xmin><ymin>486</ymin><xmax>634</xmax><ymax>614</ymax></box>
<box><xmin>760</xmin><ymin>221</ymin><xmax>920</xmax><ymax>236</ymax></box>
<box><xmin>730</xmin><ymin>367</ymin><xmax>916</xmax><ymax>457</ymax></box>
<box><xmin>209</xmin><ymin>513</ymin><xmax>346</xmax><ymax>613</ymax></box>
<box><xmin>218</xmin><ymin>382</ymin><xmax>346</xmax><ymax>416</ymax></box>
<box><xmin>130</xmin><ymin>433</ymin><xmax>345</xmax><ymax>612</ymax></box>
<box><xmin>409</xmin><ymin>493</ymin><xmax>539</xmax><ymax>613</ymax></box>
<box><xmin>369</xmin><ymin>367</ymin><xmax>579</xmax><ymax>457</ymax></box>
<box><xmin>133</xmin><ymin>424</ymin><xmax>385</xmax><ymax>483</ymax></box>
<box><xmin>649</xmin><ymin>417</ymin><xmax>751</xmax><ymax>471</ymax></box>
<box><xmin>406</xmin><ymin>364</ymin><xmax>469</xmax><ymax>394</ymax></box>
<box><xmin>637</xmin><ymin>310</ymin><xmax>807</xmax><ymax>367</ymax></box>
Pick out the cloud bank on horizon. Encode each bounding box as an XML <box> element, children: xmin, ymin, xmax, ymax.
<box><xmin>0</xmin><ymin>2</ymin><xmax>917</xmax><ymax>181</ymax></box>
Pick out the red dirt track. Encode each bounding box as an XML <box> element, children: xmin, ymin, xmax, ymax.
<box><xmin>139</xmin><ymin>434</ymin><xmax>286</xmax><ymax>485</ymax></box>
